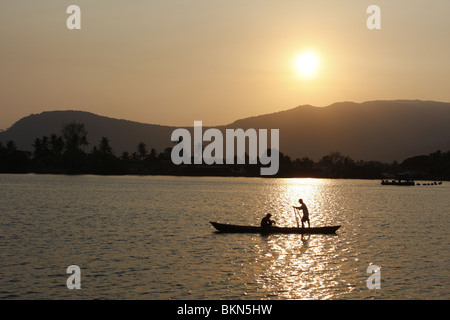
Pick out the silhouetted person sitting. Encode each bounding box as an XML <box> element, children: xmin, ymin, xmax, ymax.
<box><xmin>261</xmin><ymin>213</ymin><xmax>275</xmax><ymax>229</ymax></box>
<box><xmin>293</xmin><ymin>198</ymin><xmax>310</xmax><ymax>228</ymax></box>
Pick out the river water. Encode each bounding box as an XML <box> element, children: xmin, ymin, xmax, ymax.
<box><xmin>0</xmin><ymin>174</ymin><xmax>448</xmax><ymax>299</ymax></box>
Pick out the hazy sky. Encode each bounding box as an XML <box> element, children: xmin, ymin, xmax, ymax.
<box><xmin>1</xmin><ymin>0</ymin><xmax>449</xmax><ymax>129</ymax></box>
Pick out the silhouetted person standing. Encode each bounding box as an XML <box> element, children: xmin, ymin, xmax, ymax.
<box><xmin>293</xmin><ymin>199</ymin><xmax>310</xmax><ymax>228</ymax></box>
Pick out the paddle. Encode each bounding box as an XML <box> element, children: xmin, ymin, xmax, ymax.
<box><xmin>293</xmin><ymin>207</ymin><xmax>300</xmax><ymax>228</ymax></box>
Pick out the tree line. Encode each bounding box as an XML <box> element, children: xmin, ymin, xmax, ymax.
<box><xmin>0</xmin><ymin>121</ymin><xmax>449</xmax><ymax>180</ymax></box>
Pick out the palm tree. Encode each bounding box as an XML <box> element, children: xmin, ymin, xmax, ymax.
<box><xmin>50</xmin><ymin>134</ymin><xmax>64</xmax><ymax>156</ymax></box>
<box><xmin>137</xmin><ymin>142</ymin><xmax>147</xmax><ymax>160</ymax></box>
<box><xmin>33</xmin><ymin>138</ymin><xmax>43</xmax><ymax>158</ymax></box>
<box><xmin>98</xmin><ymin>137</ymin><xmax>113</xmax><ymax>155</ymax></box>
<box><xmin>6</xmin><ymin>140</ymin><xmax>17</xmax><ymax>152</ymax></box>
<box><xmin>149</xmin><ymin>148</ymin><xmax>158</xmax><ymax>160</ymax></box>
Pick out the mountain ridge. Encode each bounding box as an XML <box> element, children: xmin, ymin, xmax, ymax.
<box><xmin>1</xmin><ymin>100</ymin><xmax>450</xmax><ymax>162</ymax></box>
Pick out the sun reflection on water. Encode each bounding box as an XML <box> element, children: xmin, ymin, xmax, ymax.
<box><xmin>263</xmin><ymin>178</ymin><xmax>340</xmax><ymax>230</ymax></box>
<box><xmin>252</xmin><ymin>234</ymin><xmax>343</xmax><ymax>299</ymax></box>
<box><xmin>250</xmin><ymin>178</ymin><xmax>348</xmax><ymax>299</ymax></box>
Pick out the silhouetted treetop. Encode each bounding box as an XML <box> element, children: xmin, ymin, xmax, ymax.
<box><xmin>61</xmin><ymin>122</ymin><xmax>88</xmax><ymax>152</ymax></box>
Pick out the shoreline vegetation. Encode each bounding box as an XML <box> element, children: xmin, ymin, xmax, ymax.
<box><xmin>1</xmin><ymin>122</ymin><xmax>449</xmax><ymax>181</ymax></box>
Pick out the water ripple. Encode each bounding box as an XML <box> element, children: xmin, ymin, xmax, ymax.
<box><xmin>0</xmin><ymin>175</ymin><xmax>449</xmax><ymax>299</ymax></box>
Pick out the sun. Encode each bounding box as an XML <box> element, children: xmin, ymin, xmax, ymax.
<box><xmin>295</xmin><ymin>52</ymin><xmax>320</xmax><ymax>78</ymax></box>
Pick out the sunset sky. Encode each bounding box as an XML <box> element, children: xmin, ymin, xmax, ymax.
<box><xmin>1</xmin><ymin>0</ymin><xmax>449</xmax><ymax>130</ymax></box>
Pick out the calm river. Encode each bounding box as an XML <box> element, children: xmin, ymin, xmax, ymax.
<box><xmin>0</xmin><ymin>174</ymin><xmax>448</xmax><ymax>299</ymax></box>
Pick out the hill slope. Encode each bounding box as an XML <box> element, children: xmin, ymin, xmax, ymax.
<box><xmin>226</xmin><ymin>100</ymin><xmax>450</xmax><ymax>162</ymax></box>
<box><xmin>1</xmin><ymin>100</ymin><xmax>449</xmax><ymax>162</ymax></box>
<box><xmin>0</xmin><ymin>111</ymin><xmax>177</xmax><ymax>157</ymax></box>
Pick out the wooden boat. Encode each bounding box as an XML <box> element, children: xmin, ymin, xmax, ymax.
<box><xmin>210</xmin><ymin>221</ymin><xmax>340</xmax><ymax>234</ymax></box>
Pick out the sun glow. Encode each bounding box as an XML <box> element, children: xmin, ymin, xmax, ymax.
<box><xmin>295</xmin><ymin>52</ymin><xmax>320</xmax><ymax>78</ymax></box>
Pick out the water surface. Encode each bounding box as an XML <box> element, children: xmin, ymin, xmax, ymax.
<box><xmin>0</xmin><ymin>174</ymin><xmax>448</xmax><ymax>299</ymax></box>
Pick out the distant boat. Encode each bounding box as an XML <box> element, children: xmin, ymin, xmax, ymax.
<box><xmin>210</xmin><ymin>221</ymin><xmax>340</xmax><ymax>234</ymax></box>
<box><xmin>381</xmin><ymin>180</ymin><xmax>415</xmax><ymax>186</ymax></box>
<box><xmin>381</xmin><ymin>172</ymin><xmax>416</xmax><ymax>186</ymax></box>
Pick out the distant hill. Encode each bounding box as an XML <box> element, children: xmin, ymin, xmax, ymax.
<box><xmin>0</xmin><ymin>111</ymin><xmax>177</xmax><ymax>158</ymax></box>
<box><xmin>1</xmin><ymin>100</ymin><xmax>450</xmax><ymax>162</ymax></box>
<box><xmin>225</xmin><ymin>100</ymin><xmax>450</xmax><ymax>162</ymax></box>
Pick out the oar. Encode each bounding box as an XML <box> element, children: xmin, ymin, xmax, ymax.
<box><xmin>293</xmin><ymin>207</ymin><xmax>300</xmax><ymax>228</ymax></box>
